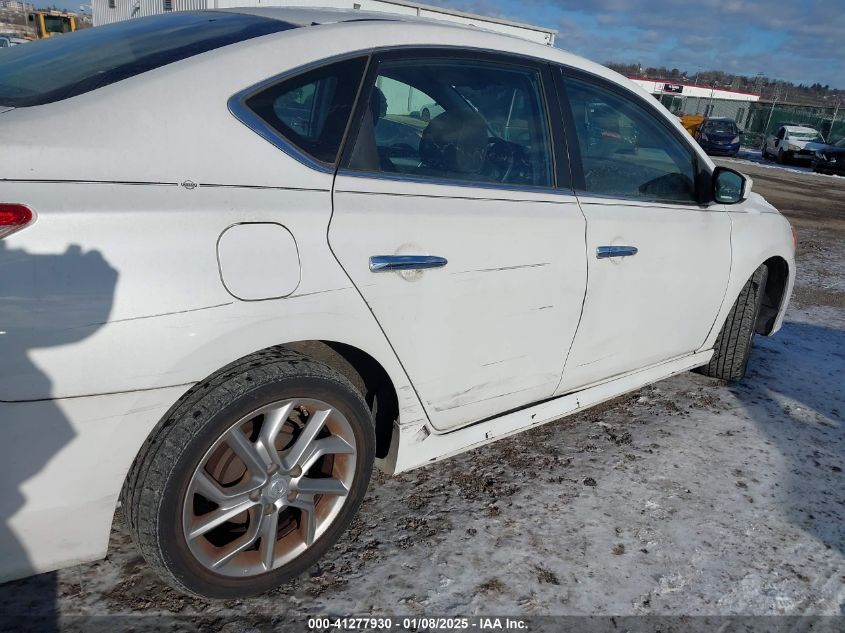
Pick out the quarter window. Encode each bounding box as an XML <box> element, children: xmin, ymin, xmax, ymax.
<box><xmin>244</xmin><ymin>57</ymin><xmax>367</xmax><ymax>165</ymax></box>
<box><xmin>346</xmin><ymin>58</ymin><xmax>553</xmax><ymax>188</ymax></box>
<box><xmin>564</xmin><ymin>75</ymin><xmax>697</xmax><ymax>203</ymax></box>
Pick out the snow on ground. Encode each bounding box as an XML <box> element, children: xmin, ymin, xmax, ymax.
<box><xmin>0</xmin><ymin>307</ymin><xmax>841</xmax><ymax>630</ymax></box>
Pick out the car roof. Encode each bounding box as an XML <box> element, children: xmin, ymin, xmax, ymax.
<box><xmin>217</xmin><ymin>6</ymin><xmax>398</xmax><ymax>26</ymax></box>
<box><xmin>783</xmin><ymin>125</ymin><xmax>819</xmax><ymax>133</ymax></box>
<box><xmin>217</xmin><ymin>5</ymin><xmax>555</xmax><ymax>35</ymax></box>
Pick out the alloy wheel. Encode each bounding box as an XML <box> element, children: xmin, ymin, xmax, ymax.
<box><xmin>181</xmin><ymin>398</ymin><xmax>357</xmax><ymax>577</ymax></box>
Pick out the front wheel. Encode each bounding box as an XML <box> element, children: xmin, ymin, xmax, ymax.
<box><xmin>697</xmin><ymin>266</ymin><xmax>768</xmax><ymax>382</ymax></box>
<box><xmin>123</xmin><ymin>348</ymin><xmax>375</xmax><ymax>599</ymax></box>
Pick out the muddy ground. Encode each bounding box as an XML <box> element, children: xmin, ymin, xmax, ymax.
<box><xmin>0</xmin><ymin>159</ymin><xmax>843</xmax><ymax>631</ymax></box>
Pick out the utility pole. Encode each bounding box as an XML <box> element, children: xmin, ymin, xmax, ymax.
<box><xmin>754</xmin><ymin>72</ymin><xmax>764</xmax><ymax>95</ymax></box>
<box><xmin>831</xmin><ymin>99</ymin><xmax>841</xmax><ymax>140</ymax></box>
<box><xmin>707</xmin><ymin>81</ymin><xmax>718</xmax><ymax>116</ymax></box>
<box><xmin>764</xmin><ymin>87</ymin><xmax>779</xmax><ymax>138</ymax></box>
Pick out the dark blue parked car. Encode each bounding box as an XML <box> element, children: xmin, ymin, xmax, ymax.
<box><xmin>694</xmin><ymin>117</ymin><xmax>742</xmax><ymax>157</ymax></box>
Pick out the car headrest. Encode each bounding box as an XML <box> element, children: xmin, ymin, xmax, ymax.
<box><xmin>419</xmin><ymin>110</ymin><xmax>488</xmax><ymax>175</ymax></box>
<box><xmin>371</xmin><ymin>86</ymin><xmax>387</xmax><ymax>125</ymax></box>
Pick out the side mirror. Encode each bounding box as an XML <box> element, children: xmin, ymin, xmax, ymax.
<box><xmin>712</xmin><ymin>166</ymin><xmax>750</xmax><ymax>204</ymax></box>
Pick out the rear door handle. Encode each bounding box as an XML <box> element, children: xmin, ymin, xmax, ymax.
<box><xmin>596</xmin><ymin>245</ymin><xmax>638</xmax><ymax>259</ymax></box>
<box><xmin>369</xmin><ymin>255</ymin><xmax>448</xmax><ymax>272</ymax></box>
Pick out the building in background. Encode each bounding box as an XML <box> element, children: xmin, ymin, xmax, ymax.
<box><xmin>0</xmin><ymin>0</ymin><xmax>34</xmax><ymax>9</ymax></box>
<box><xmin>629</xmin><ymin>78</ymin><xmax>760</xmax><ymax>103</ymax></box>
<box><xmin>91</xmin><ymin>0</ymin><xmax>555</xmax><ymax>45</ymax></box>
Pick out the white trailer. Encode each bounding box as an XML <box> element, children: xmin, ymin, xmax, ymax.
<box><xmin>92</xmin><ymin>0</ymin><xmax>556</xmax><ymax>46</ymax></box>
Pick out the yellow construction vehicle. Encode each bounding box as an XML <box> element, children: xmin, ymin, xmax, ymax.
<box><xmin>679</xmin><ymin>114</ymin><xmax>705</xmax><ymax>137</ymax></box>
<box><xmin>26</xmin><ymin>10</ymin><xmax>76</xmax><ymax>39</ymax></box>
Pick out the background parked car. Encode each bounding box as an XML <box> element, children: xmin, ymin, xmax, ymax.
<box><xmin>0</xmin><ymin>34</ymin><xmax>28</xmax><ymax>47</ymax></box>
<box><xmin>811</xmin><ymin>137</ymin><xmax>845</xmax><ymax>175</ymax></box>
<box><xmin>418</xmin><ymin>101</ymin><xmax>444</xmax><ymax>121</ymax></box>
<box><xmin>762</xmin><ymin>124</ymin><xmax>824</xmax><ymax>164</ymax></box>
<box><xmin>694</xmin><ymin>117</ymin><xmax>742</xmax><ymax>157</ymax></box>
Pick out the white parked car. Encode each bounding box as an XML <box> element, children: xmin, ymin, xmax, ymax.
<box><xmin>0</xmin><ymin>8</ymin><xmax>795</xmax><ymax>599</ymax></box>
<box><xmin>0</xmin><ymin>34</ymin><xmax>28</xmax><ymax>47</ymax></box>
<box><xmin>762</xmin><ymin>124</ymin><xmax>825</xmax><ymax>163</ymax></box>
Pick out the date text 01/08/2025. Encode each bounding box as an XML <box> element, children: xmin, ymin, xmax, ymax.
<box><xmin>307</xmin><ymin>616</ymin><xmax>529</xmax><ymax>630</ymax></box>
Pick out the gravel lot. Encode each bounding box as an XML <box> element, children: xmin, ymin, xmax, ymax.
<box><xmin>1</xmin><ymin>157</ymin><xmax>843</xmax><ymax>631</ymax></box>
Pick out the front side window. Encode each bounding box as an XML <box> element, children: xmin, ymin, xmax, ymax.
<box><xmin>346</xmin><ymin>57</ymin><xmax>553</xmax><ymax>188</ymax></box>
<box><xmin>563</xmin><ymin>75</ymin><xmax>697</xmax><ymax>203</ymax></box>
<box><xmin>244</xmin><ymin>57</ymin><xmax>367</xmax><ymax>164</ymax></box>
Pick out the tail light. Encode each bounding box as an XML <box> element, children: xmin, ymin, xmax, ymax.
<box><xmin>0</xmin><ymin>203</ymin><xmax>34</xmax><ymax>240</ymax></box>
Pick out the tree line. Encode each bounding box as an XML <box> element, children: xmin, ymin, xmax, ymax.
<box><xmin>605</xmin><ymin>62</ymin><xmax>842</xmax><ymax>107</ymax></box>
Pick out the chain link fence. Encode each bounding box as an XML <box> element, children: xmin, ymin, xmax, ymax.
<box><xmin>656</xmin><ymin>94</ymin><xmax>844</xmax><ymax>149</ymax></box>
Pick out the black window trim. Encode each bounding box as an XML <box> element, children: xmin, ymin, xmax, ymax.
<box><xmin>336</xmin><ymin>45</ymin><xmax>573</xmax><ymax>196</ymax></box>
<box><xmin>228</xmin><ymin>51</ymin><xmax>373</xmax><ymax>174</ymax></box>
<box><xmin>556</xmin><ymin>65</ymin><xmax>715</xmax><ymax>207</ymax></box>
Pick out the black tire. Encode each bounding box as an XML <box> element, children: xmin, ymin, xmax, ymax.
<box><xmin>777</xmin><ymin>148</ymin><xmax>786</xmax><ymax>164</ymax></box>
<box><xmin>697</xmin><ymin>266</ymin><xmax>768</xmax><ymax>382</ymax></box>
<box><xmin>761</xmin><ymin>144</ymin><xmax>769</xmax><ymax>159</ymax></box>
<box><xmin>123</xmin><ymin>347</ymin><xmax>375</xmax><ymax>599</ymax></box>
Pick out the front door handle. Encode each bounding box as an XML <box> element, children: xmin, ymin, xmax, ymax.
<box><xmin>596</xmin><ymin>245</ymin><xmax>638</xmax><ymax>259</ymax></box>
<box><xmin>369</xmin><ymin>255</ymin><xmax>448</xmax><ymax>272</ymax></box>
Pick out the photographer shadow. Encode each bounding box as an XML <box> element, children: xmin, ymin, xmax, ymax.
<box><xmin>0</xmin><ymin>240</ymin><xmax>118</xmax><ymax>632</ymax></box>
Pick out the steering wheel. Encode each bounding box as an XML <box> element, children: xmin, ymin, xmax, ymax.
<box><xmin>483</xmin><ymin>138</ymin><xmax>516</xmax><ymax>183</ymax></box>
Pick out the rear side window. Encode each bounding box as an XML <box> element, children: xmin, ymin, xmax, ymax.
<box><xmin>0</xmin><ymin>12</ymin><xmax>295</xmax><ymax>107</ymax></box>
<box><xmin>345</xmin><ymin>57</ymin><xmax>553</xmax><ymax>188</ymax></box>
<box><xmin>242</xmin><ymin>57</ymin><xmax>367</xmax><ymax>164</ymax></box>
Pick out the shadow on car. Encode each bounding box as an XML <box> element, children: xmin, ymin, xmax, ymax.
<box><xmin>0</xmin><ymin>241</ymin><xmax>118</xmax><ymax>633</ymax></box>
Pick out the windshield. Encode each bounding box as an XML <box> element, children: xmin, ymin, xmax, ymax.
<box><xmin>788</xmin><ymin>131</ymin><xmax>823</xmax><ymax>141</ymax></box>
<box><xmin>702</xmin><ymin>120</ymin><xmax>737</xmax><ymax>134</ymax></box>
<box><xmin>0</xmin><ymin>11</ymin><xmax>294</xmax><ymax>107</ymax></box>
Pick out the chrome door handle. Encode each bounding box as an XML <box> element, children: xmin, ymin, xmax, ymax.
<box><xmin>369</xmin><ymin>255</ymin><xmax>448</xmax><ymax>272</ymax></box>
<box><xmin>596</xmin><ymin>245</ymin><xmax>638</xmax><ymax>259</ymax></box>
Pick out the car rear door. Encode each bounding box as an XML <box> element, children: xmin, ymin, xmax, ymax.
<box><xmin>329</xmin><ymin>50</ymin><xmax>588</xmax><ymax>431</ymax></box>
<box><xmin>554</xmin><ymin>68</ymin><xmax>731</xmax><ymax>393</ymax></box>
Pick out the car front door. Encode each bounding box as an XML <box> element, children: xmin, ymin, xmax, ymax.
<box><xmin>555</xmin><ymin>69</ymin><xmax>732</xmax><ymax>393</ymax></box>
<box><xmin>329</xmin><ymin>51</ymin><xmax>588</xmax><ymax>431</ymax></box>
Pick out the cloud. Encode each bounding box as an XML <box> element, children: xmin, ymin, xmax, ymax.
<box><xmin>425</xmin><ymin>0</ymin><xmax>844</xmax><ymax>88</ymax></box>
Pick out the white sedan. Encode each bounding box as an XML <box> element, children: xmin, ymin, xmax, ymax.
<box><xmin>0</xmin><ymin>8</ymin><xmax>795</xmax><ymax>599</ymax></box>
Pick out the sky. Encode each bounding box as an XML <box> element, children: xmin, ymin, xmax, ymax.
<box><xmin>46</xmin><ymin>0</ymin><xmax>842</xmax><ymax>89</ymax></box>
<box><xmin>425</xmin><ymin>0</ymin><xmax>843</xmax><ymax>89</ymax></box>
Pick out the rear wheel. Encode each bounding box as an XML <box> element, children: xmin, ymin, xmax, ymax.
<box><xmin>124</xmin><ymin>348</ymin><xmax>375</xmax><ymax>599</ymax></box>
<box><xmin>697</xmin><ymin>266</ymin><xmax>768</xmax><ymax>382</ymax></box>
